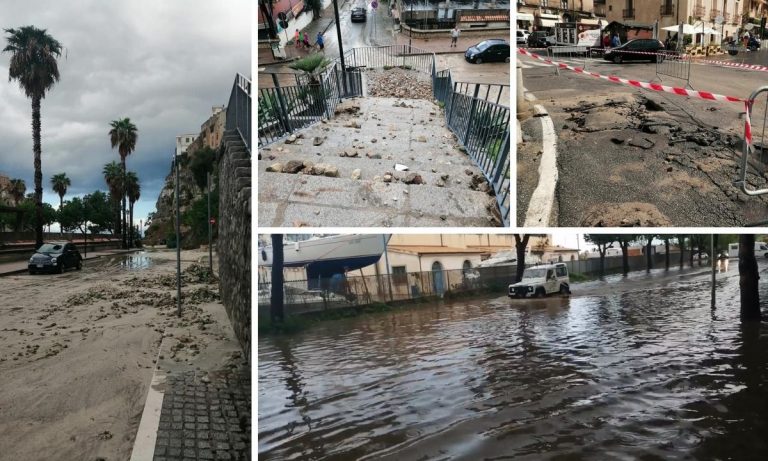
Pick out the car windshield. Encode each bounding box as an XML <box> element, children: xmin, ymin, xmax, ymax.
<box><xmin>475</xmin><ymin>41</ymin><xmax>492</xmax><ymax>51</ymax></box>
<box><xmin>522</xmin><ymin>268</ymin><xmax>547</xmax><ymax>280</ymax></box>
<box><xmin>37</xmin><ymin>243</ymin><xmax>63</xmax><ymax>253</ymax></box>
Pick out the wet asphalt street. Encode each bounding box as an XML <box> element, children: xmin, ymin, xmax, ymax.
<box><xmin>259</xmin><ymin>261</ymin><xmax>768</xmax><ymax>460</ymax></box>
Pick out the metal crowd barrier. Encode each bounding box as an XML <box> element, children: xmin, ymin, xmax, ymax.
<box><xmin>654</xmin><ymin>51</ymin><xmax>693</xmax><ymax>89</ymax></box>
<box><xmin>737</xmin><ymin>85</ymin><xmax>768</xmax><ymax>197</ymax></box>
<box><xmin>547</xmin><ymin>45</ymin><xmax>590</xmax><ymax>74</ymax></box>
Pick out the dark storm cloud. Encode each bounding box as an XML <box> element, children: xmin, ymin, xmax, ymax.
<box><xmin>0</xmin><ymin>0</ymin><xmax>250</xmax><ymax>221</ymax></box>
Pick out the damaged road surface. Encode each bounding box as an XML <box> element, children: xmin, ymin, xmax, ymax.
<box><xmin>521</xmin><ymin>91</ymin><xmax>768</xmax><ymax>226</ymax></box>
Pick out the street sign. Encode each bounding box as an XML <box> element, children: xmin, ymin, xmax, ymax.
<box><xmin>279</xmin><ymin>19</ymin><xmax>288</xmax><ymax>29</ymax></box>
<box><xmin>372</xmin><ymin>1</ymin><xmax>378</xmax><ymax>8</ymax></box>
<box><xmin>278</xmin><ymin>12</ymin><xmax>287</xmax><ymax>21</ymax></box>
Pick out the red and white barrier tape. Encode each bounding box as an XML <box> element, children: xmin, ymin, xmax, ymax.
<box><xmin>745</xmin><ymin>100</ymin><xmax>753</xmax><ymax>149</ymax></box>
<box><xmin>696</xmin><ymin>58</ymin><xmax>768</xmax><ymax>73</ymax></box>
<box><xmin>517</xmin><ymin>48</ymin><xmax>746</xmax><ymax>103</ymax></box>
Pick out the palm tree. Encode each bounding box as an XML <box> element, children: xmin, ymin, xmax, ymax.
<box><xmin>50</xmin><ymin>172</ymin><xmax>70</xmax><ymax>210</ymax></box>
<box><xmin>102</xmin><ymin>161</ymin><xmax>123</xmax><ymax>236</ymax></box>
<box><xmin>9</xmin><ymin>178</ymin><xmax>26</xmax><ymax>206</ymax></box>
<box><xmin>3</xmin><ymin>26</ymin><xmax>62</xmax><ymax>248</ymax></box>
<box><xmin>108</xmin><ymin>118</ymin><xmax>138</xmax><ymax>249</ymax></box>
<box><xmin>125</xmin><ymin>171</ymin><xmax>140</xmax><ymax>248</ymax></box>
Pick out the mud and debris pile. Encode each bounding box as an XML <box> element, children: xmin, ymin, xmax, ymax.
<box><xmin>366</xmin><ymin>67</ymin><xmax>433</xmax><ymax>100</ymax></box>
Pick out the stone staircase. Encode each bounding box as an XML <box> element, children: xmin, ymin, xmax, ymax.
<box><xmin>217</xmin><ymin>129</ymin><xmax>251</xmax><ymax>362</ymax></box>
<box><xmin>258</xmin><ymin>97</ymin><xmax>501</xmax><ymax>227</ymax></box>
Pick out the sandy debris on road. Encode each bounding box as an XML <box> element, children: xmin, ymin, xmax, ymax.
<box><xmin>0</xmin><ymin>249</ymin><xmax>241</xmax><ymax>460</ymax></box>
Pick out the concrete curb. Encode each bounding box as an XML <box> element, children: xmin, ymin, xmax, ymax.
<box><xmin>523</xmin><ymin>95</ymin><xmax>558</xmax><ymax>228</ymax></box>
<box><xmin>129</xmin><ymin>337</ymin><xmax>167</xmax><ymax>461</ymax></box>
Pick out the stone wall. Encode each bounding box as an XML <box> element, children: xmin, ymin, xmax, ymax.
<box><xmin>217</xmin><ymin>129</ymin><xmax>251</xmax><ymax>362</ymax></box>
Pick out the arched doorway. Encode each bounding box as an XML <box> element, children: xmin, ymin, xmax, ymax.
<box><xmin>432</xmin><ymin>261</ymin><xmax>445</xmax><ymax>294</ymax></box>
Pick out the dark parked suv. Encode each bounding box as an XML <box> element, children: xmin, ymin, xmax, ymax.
<box><xmin>604</xmin><ymin>39</ymin><xmax>665</xmax><ymax>63</ymax></box>
<box><xmin>465</xmin><ymin>39</ymin><xmax>510</xmax><ymax>64</ymax></box>
<box><xmin>351</xmin><ymin>6</ymin><xmax>366</xmax><ymax>22</ymax></box>
<box><xmin>28</xmin><ymin>241</ymin><xmax>82</xmax><ymax>274</ymax></box>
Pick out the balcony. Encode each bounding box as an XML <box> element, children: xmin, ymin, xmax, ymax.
<box><xmin>710</xmin><ymin>9</ymin><xmax>720</xmax><ymax>21</ymax></box>
<box><xmin>693</xmin><ymin>4</ymin><xmax>705</xmax><ymax>19</ymax></box>
<box><xmin>660</xmin><ymin>3</ymin><xmax>674</xmax><ymax>16</ymax></box>
<box><xmin>594</xmin><ymin>4</ymin><xmax>607</xmax><ymax>16</ymax></box>
<box><xmin>623</xmin><ymin>8</ymin><xmax>635</xmax><ymax>19</ymax></box>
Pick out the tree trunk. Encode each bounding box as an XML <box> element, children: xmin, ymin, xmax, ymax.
<box><xmin>121</xmin><ymin>157</ymin><xmax>127</xmax><ymax>249</ymax></box>
<box><xmin>678</xmin><ymin>236</ymin><xmax>685</xmax><ymax>269</ymax></box>
<box><xmin>271</xmin><ymin>234</ymin><xmax>285</xmax><ymax>322</ymax></box>
<box><xmin>599</xmin><ymin>247</ymin><xmax>606</xmax><ymax>278</ymax></box>
<box><xmin>129</xmin><ymin>201</ymin><xmax>134</xmax><ymax>247</ymax></box>
<box><xmin>514</xmin><ymin>234</ymin><xmax>530</xmax><ymax>283</ymax></box>
<box><xmin>32</xmin><ymin>95</ymin><xmax>43</xmax><ymax>248</ymax></box>
<box><xmin>664</xmin><ymin>239</ymin><xmax>670</xmax><ymax>270</ymax></box>
<box><xmin>646</xmin><ymin>239</ymin><xmax>653</xmax><ymax>273</ymax></box>
<box><xmin>689</xmin><ymin>235</ymin><xmax>695</xmax><ymax>268</ymax></box>
<box><xmin>621</xmin><ymin>242</ymin><xmax>629</xmax><ymax>276</ymax></box>
<box><xmin>739</xmin><ymin>234</ymin><xmax>761</xmax><ymax>321</ymax></box>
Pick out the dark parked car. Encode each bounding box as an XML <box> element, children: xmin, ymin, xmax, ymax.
<box><xmin>527</xmin><ymin>31</ymin><xmax>555</xmax><ymax>48</ymax></box>
<box><xmin>604</xmin><ymin>39</ymin><xmax>665</xmax><ymax>63</ymax></box>
<box><xmin>465</xmin><ymin>39</ymin><xmax>510</xmax><ymax>64</ymax></box>
<box><xmin>351</xmin><ymin>7</ymin><xmax>366</xmax><ymax>22</ymax></box>
<box><xmin>28</xmin><ymin>242</ymin><xmax>82</xmax><ymax>274</ymax></box>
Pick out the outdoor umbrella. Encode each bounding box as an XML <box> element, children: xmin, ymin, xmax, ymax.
<box><xmin>662</xmin><ymin>24</ymin><xmax>697</xmax><ymax>34</ymax></box>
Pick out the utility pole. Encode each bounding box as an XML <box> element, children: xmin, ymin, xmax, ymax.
<box><xmin>332</xmin><ymin>0</ymin><xmax>347</xmax><ymax>94</ymax></box>
<box><xmin>382</xmin><ymin>234</ymin><xmax>394</xmax><ymax>302</ymax></box>
<box><xmin>207</xmin><ymin>171</ymin><xmax>213</xmax><ymax>274</ymax></box>
<box><xmin>175</xmin><ymin>154</ymin><xmax>182</xmax><ymax>318</ymax></box>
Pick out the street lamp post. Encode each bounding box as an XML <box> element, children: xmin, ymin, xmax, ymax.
<box><xmin>207</xmin><ymin>171</ymin><xmax>213</xmax><ymax>274</ymax></box>
<box><xmin>332</xmin><ymin>0</ymin><xmax>348</xmax><ymax>94</ymax></box>
<box><xmin>174</xmin><ymin>153</ymin><xmax>182</xmax><ymax>318</ymax></box>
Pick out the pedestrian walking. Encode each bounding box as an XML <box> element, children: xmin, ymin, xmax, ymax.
<box><xmin>294</xmin><ymin>29</ymin><xmax>300</xmax><ymax>48</ymax></box>
<box><xmin>602</xmin><ymin>32</ymin><xmax>610</xmax><ymax>48</ymax></box>
<box><xmin>303</xmin><ymin>32</ymin><xmax>311</xmax><ymax>49</ymax></box>
<box><xmin>316</xmin><ymin>31</ymin><xmax>325</xmax><ymax>52</ymax></box>
<box><xmin>450</xmin><ymin>26</ymin><xmax>460</xmax><ymax>48</ymax></box>
<box><xmin>610</xmin><ymin>33</ymin><xmax>621</xmax><ymax>48</ymax></box>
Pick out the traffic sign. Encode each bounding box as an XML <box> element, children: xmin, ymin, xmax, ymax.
<box><xmin>279</xmin><ymin>19</ymin><xmax>288</xmax><ymax>29</ymax></box>
<box><xmin>372</xmin><ymin>1</ymin><xmax>378</xmax><ymax>9</ymax></box>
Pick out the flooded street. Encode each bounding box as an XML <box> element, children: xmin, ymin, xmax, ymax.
<box><xmin>259</xmin><ymin>262</ymin><xmax>768</xmax><ymax>460</ymax></box>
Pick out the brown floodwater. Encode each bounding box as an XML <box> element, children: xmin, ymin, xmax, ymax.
<box><xmin>258</xmin><ymin>263</ymin><xmax>768</xmax><ymax>460</ymax></box>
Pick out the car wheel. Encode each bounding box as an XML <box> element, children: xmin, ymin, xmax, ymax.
<box><xmin>613</xmin><ymin>55</ymin><xmax>623</xmax><ymax>64</ymax></box>
<box><xmin>29</xmin><ymin>270</ymin><xmax>35</xmax><ymax>275</ymax></box>
<box><xmin>76</xmin><ymin>259</ymin><xmax>82</xmax><ymax>270</ymax></box>
<box><xmin>58</xmin><ymin>263</ymin><xmax>64</xmax><ymax>274</ymax></box>
<box><xmin>560</xmin><ymin>284</ymin><xmax>570</xmax><ymax>295</ymax></box>
<box><xmin>475</xmin><ymin>58</ymin><xmax>483</xmax><ymax>64</ymax></box>
<box><xmin>505</xmin><ymin>56</ymin><xmax>510</xmax><ymax>63</ymax></box>
<box><xmin>535</xmin><ymin>288</ymin><xmax>546</xmax><ymax>298</ymax></box>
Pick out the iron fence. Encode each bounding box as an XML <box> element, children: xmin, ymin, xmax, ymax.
<box><xmin>225</xmin><ymin>73</ymin><xmax>251</xmax><ymax>153</ymax></box>
<box><xmin>343</xmin><ymin>45</ymin><xmax>435</xmax><ymax>74</ymax></box>
<box><xmin>257</xmin><ymin>266</ymin><xmax>516</xmax><ymax>316</ymax></box>
<box><xmin>737</xmin><ymin>85</ymin><xmax>768</xmax><ymax>198</ymax></box>
<box><xmin>435</xmin><ymin>69</ymin><xmax>510</xmax><ymax>226</ymax></box>
<box><xmin>257</xmin><ymin>62</ymin><xmax>362</xmax><ymax>146</ymax></box>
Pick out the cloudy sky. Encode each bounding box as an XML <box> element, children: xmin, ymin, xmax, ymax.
<box><xmin>0</xmin><ymin>0</ymin><xmax>250</xmax><ymax>230</ymax></box>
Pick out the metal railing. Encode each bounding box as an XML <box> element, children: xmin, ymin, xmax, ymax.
<box><xmin>654</xmin><ymin>51</ymin><xmax>693</xmax><ymax>89</ymax></box>
<box><xmin>547</xmin><ymin>45</ymin><xmax>590</xmax><ymax>74</ymax></box>
<box><xmin>434</xmin><ymin>68</ymin><xmax>510</xmax><ymax>226</ymax></box>
<box><xmin>343</xmin><ymin>45</ymin><xmax>435</xmax><ymax>74</ymax></box>
<box><xmin>226</xmin><ymin>73</ymin><xmax>251</xmax><ymax>153</ymax></box>
<box><xmin>452</xmin><ymin>81</ymin><xmax>510</xmax><ymax>105</ymax></box>
<box><xmin>257</xmin><ymin>62</ymin><xmax>362</xmax><ymax>146</ymax></box>
<box><xmin>737</xmin><ymin>85</ymin><xmax>768</xmax><ymax>197</ymax></box>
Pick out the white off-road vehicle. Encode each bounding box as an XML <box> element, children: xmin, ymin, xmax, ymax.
<box><xmin>508</xmin><ymin>263</ymin><xmax>570</xmax><ymax>298</ymax></box>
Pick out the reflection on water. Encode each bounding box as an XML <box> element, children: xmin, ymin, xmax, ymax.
<box><xmin>259</xmin><ymin>264</ymin><xmax>768</xmax><ymax>460</ymax></box>
<box><xmin>115</xmin><ymin>252</ymin><xmax>153</xmax><ymax>271</ymax></box>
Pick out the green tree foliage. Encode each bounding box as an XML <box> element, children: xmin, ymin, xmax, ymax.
<box><xmin>183</xmin><ymin>187</ymin><xmax>218</xmax><ymax>245</ymax></box>
<box><xmin>304</xmin><ymin>0</ymin><xmax>322</xmax><ymax>18</ymax></box>
<box><xmin>85</xmin><ymin>191</ymin><xmax>113</xmax><ymax>234</ymax></box>
<box><xmin>189</xmin><ymin>147</ymin><xmax>216</xmax><ymax>190</ymax></box>
<box><xmin>103</xmin><ymin>161</ymin><xmax>123</xmax><ymax>236</ymax></box>
<box><xmin>9</xmin><ymin>178</ymin><xmax>26</xmax><ymax>205</ymax></box>
<box><xmin>50</xmin><ymin>172</ymin><xmax>70</xmax><ymax>209</ymax></box>
<box><xmin>57</xmin><ymin>196</ymin><xmax>87</xmax><ymax>233</ymax></box>
<box><xmin>4</xmin><ymin>26</ymin><xmax>62</xmax><ymax>247</ymax></box>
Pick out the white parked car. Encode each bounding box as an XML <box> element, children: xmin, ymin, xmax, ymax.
<box><xmin>516</xmin><ymin>30</ymin><xmax>530</xmax><ymax>45</ymax></box>
<box><xmin>508</xmin><ymin>263</ymin><xmax>570</xmax><ymax>298</ymax></box>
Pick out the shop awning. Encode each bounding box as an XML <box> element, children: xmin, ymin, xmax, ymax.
<box><xmin>539</xmin><ymin>19</ymin><xmax>558</xmax><ymax>28</ymax></box>
<box><xmin>516</xmin><ymin>13</ymin><xmax>534</xmax><ymax>22</ymax></box>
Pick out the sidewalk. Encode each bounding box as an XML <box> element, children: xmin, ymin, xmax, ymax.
<box><xmin>257</xmin><ymin>0</ymin><xmax>349</xmax><ymax>66</ymax></box>
<box><xmin>395</xmin><ymin>31</ymin><xmax>509</xmax><ymax>55</ymax></box>
<box><xmin>0</xmin><ymin>247</ymin><xmax>137</xmax><ymax>276</ymax></box>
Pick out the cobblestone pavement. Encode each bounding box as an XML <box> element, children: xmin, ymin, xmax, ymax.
<box><xmin>153</xmin><ymin>363</ymin><xmax>251</xmax><ymax>461</ymax></box>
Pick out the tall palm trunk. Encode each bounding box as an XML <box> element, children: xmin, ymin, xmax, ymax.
<box><xmin>121</xmin><ymin>157</ymin><xmax>127</xmax><ymax>249</ymax></box>
<box><xmin>129</xmin><ymin>201</ymin><xmax>134</xmax><ymax>247</ymax></box>
<box><xmin>32</xmin><ymin>95</ymin><xmax>43</xmax><ymax>248</ymax></box>
<box><xmin>271</xmin><ymin>234</ymin><xmax>285</xmax><ymax>322</ymax></box>
<box><xmin>739</xmin><ymin>234</ymin><xmax>761</xmax><ymax>321</ymax></box>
